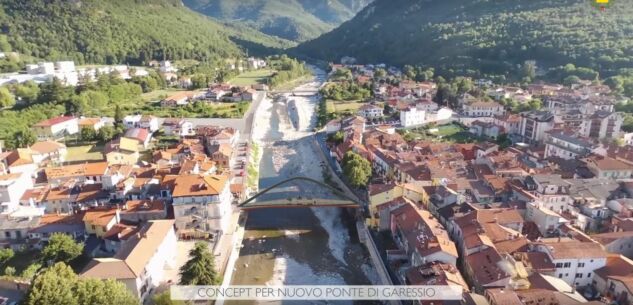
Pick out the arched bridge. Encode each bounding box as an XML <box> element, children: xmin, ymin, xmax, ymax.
<box><xmin>238</xmin><ymin>177</ymin><xmax>362</xmax><ymax>210</ymax></box>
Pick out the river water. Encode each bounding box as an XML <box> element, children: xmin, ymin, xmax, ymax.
<box><xmin>228</xmin><ymin>70</ymin><xmax>380</xmax><ymax>305</ymax></box>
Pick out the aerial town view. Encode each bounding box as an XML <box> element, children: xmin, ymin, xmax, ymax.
<box><xmin>0</xmin><ymin>0</ymin><xmax>632</xmax><ymax>304</ymax></box>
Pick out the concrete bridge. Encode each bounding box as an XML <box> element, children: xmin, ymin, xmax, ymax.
<box><xmin>238</xmin><ymin>177</ymin><xmax>361</xmax><ymax>210</ymax></box>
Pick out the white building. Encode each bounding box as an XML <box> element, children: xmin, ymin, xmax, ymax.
<box><xmin>525</xmin><ymin>202</ymin><xmax>567</xmax><ymax>236</ymax></box>
<box><xmin>425</xmin><ymin>107</ymin><xmax>454</xmax><ymax>123</ymax></box>
<box><xmin>357</xmin><ymin>104</ymin><xmax>383</xmax><ymax>119</ymax></box>
<box><xmin>31</xmin><ymin>116</ymin><xmax>79</xmax><ymax>141</ymax></box>
<box><xmin>462</xmin><ymin>101</ymin><xmax>505</xmax><ymax>117</ymax></box>
<box><xmin>0</xmin><ymin>173</ymin><xmax>33</xmax><ymax>213</ymax></box>
<box><xmin>162</xmin><ymin>119</ymin><xmax>194</xmax><ymax>137</ymax></box>
<box><xmin>55</xmin><ymin>61</ymin><xmax>76</xmax><ymax>73</ymax></box>
<box><xmin>81</xmin><ymin>220</ymin><xmax>177</xmax><ymax>303</ymax></box>
<box><xmin>400</xmin><ymin>107</ymin><xmax>425</xmax><ymax>127</ymax></box>
<box><xmin>530</xmin><ymin>239</ymin><xmax>607</xmax><ymax>287</ymax></box>
<box><xmin>544</xmin><ymin>131</ymin><xmax>597</xmax><ymax>160</ymax></box>
<box><xmin>526</xmin><ymin>175</ymin><xmax>571</xmax><ymax>213</ymax></box>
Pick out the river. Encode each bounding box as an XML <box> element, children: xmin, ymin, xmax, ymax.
<box><xmin>228</xmin><ymin>68</ymin><xmax>380</xmax><ymax>305</ymax></box>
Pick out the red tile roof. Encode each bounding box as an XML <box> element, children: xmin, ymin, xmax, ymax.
<box><xmin>33</xmin><ymin>116</ymin><xmax>75</xmax><ymax>127</ymax></box>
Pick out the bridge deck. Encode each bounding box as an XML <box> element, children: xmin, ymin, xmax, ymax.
<box><xmin>240</xmin><ymin>198</ymin><xmax>359</xmax><ymax>210</ymax></box>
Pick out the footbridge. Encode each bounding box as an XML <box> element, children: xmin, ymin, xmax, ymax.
<box><xmin>238</xmin><ymin>177</ymin><xmax>362</xmax><ymax>210</ymax></box>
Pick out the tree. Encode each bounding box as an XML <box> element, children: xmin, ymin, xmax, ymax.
<box><xmin>521</xmin><ymin>61</ymin><xmax>536</xmax><ymax>81</ymax></box>
<box><xmin>341</xmin><ymin>151</ymin><xmax>372</xmax><ymax>188</ymax></box>
<box><xmin>75</xmin><ymin>279</ymin><xmax>137</xmax><ymax>305</ymax></box>
<box><xmin>20</xmin><ymin>263</ymin><xmax>42</xmax><ymax>280</ymax></box>
<box><xmin>98</xmin><ymin>126</ymin><xmax>117</xmax><ymax>143</ymax></box>
<box><xmin>80</xmin><ymin>128</ymin><xmax>97</xmax><ymax>142</ymax></box>
<box><xmin>41</xmin><ymin>233</ymin><xmax>84</xmax><ymax>265</ymax></box>
<box><xmin>24</xmin><ymin>263</ymin><xmax>78</xmax><ymax>305</ymax></box>
<box><xmin>563</xmin><ymin>75</ymin><xmax>582</xmax><ymax>86</ymax></box>
<box><xmin>14</xmin><ymin>81</ymin><xmax>40</xmax><ymax>104</ymax></box>
<box><xmin>114</xmin><ymin>105</ymin><xmax>124</xmax><ymax>125</ymax></box>
<box><xmin>0</xmin><ymin>87</ymin><xmax>15</xmax><ymax>107</ymax></box>
<box><xmin>374</xmin><ymin>68</ymin><xmax>387</xmax><ymax>78</ymax></box>
<box><xmin>13</xmin><ymin>129</ymin><xmax>37</xmax><ymax>148</ymax></box>
<box><xmin>0</xmin><ymin>248</ymin><xmax>14</xmax><ymax>264</ymax></box>
<box><xmin>328</xmin><ymin>131</ymin><xmax>344</xmax><ymax>144</ymax></box>
<box><xmin>24</xmin><ymin>262</ymin><xmax>137</xmax><ymax>305</ymax></box>
<box><xmin>179</xmin><ymin>242</ymin><xmax>220</xmax><ymax>285</ymax></box>
<box><xmin>495</xmin><ymin>134</ymin><xmax>512</xmax><ymax>149</ymax></box>
<box><xmin>3</xmin><ymin>266</ymin><xmax>15</xmax><ymax>276</ymax></box>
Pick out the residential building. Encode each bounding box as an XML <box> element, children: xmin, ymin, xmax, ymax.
<box><xmin>390</xmin><ymin>202</ymin><xmax>458</xmax><ymax>266</ymax></box>
<box><xmin>357</xmin><ymin>104</ymin><xmax>383</xmax><ymax>119</ymax></box>
<box><xmin>581</xmin><ymin>110</ymin><xmax>623</xmax><ymax>140</ymax></box>
<box><xmin>163</xmin><ymin>174</ymin><xmax>232</xmax><ymax>235</ymax></box>
<box><xmin>32</xmin><ymin>116</ymin><xmax>79</xmax><ymax>141</ymax></box>
<box><xmin>105</xmin><ymin>137</ymin><xmax>140</xmax><ymax>165</ymax></box>
<box><xmin>45</xmin><ymin>162</ymin><xmax>108</xmax><ymax>185</ymax></box>
<box><xmin>519</xmin><ymin>110</ymin><xmax>556</xmax><ymax>143</ymax></box>
<box><xmin>29</xmin><ymin>140</ymin><xmax>67</xmax><ymax>164</ymax></box>
<box><xmin>119</xmin><ymin>199</ymin><xmax>166</xmax><ymax>223</ymax></box>
<box><xmin>544</xmin><ymin>131</ymin><xmax>598</xmax><ymax>160</ymax></box>
<box><xmin>0</xmin><ymin>214</ymin><xmax>41</xmax><ymax>250</ymax></box>
<box><xmin>162</xmin><ymin>119</ymin><xmax>193</xmax><ymax>137</ymax></box>
<box><xmin>0</xmin><ymin>173</ymin><xmax>33</xmax><ymax>213</ymax></box>
<box><xmin>530</xmin><ymin>238</ymin><xmax>608</xmax><ymax>287</ymax></box>
<box><xmin>81</xmin><ymin>220</ymin><xmax>177</xmax><ymax>303</ymax></box>
<box><xmin>469</xmin><ymin>121</ymin><xmax>503</xmax><ymax>139</ymax></box>
<box><xmin>208</xmin><ymin>143</ymin><xmax>233</xmax><ymax>169</ymax></box>
<box><xmin>584</xmin><ymin>155</ymin><xmax>633</xmax><ymax>179</ymax></box>
<box><xmin>160</xmin><ymin>91</ymin><xmax>202</xmax><ymax>107</ymax></box>
<box><xmin>593</xmin><ymin>255</ymin><xmax>633</xmax><ymax>300</ymax></box>
<box><xmin>28</xmin><ymin>213</ymin><xmax>85</xmax><ymax>247</ymax></box>
<box><xmin>78</xmin><ymin>117</ymin><xmax>106</xmax><ymax>131</ymax></box>
<box><xmin>82</xmin><ymin>208</ymin><xmax>120</xmax><ymax>238</ymax></box>
<box><xmin>463</xmin><ymin>101</ymin><xmax>505</xmax><ymax>117</ymax></box>
<box><xmin>400</xmin><ymin>107</ymin><xmax>425</xmax><ymax>127</ymax></box>
<box><xmin>124</xmin><ymin>128</ymin><xmax>151</xmax><ymax>149</ymax></box>
<box><xmin>524</xmin><ymin>174</ymin><xmax>570</xmax><ymax>212</ymax></box>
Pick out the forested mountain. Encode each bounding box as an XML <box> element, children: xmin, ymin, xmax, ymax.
<box><xmin>296</xmin><ymin>0</ymin><xmax>633</xmax><ymax>79</ymax></box>
<box><xmin>183</xmin><ymin>0</ymin><xmax>372</xmax><ymax>42</ymax></box>
<box><xmin>0</xmin><ymin>0</ymin><xmax>289</xmax><ymax>65</ymax></box>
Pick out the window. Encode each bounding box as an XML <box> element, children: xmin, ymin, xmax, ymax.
<box><xmin>578</xmin><ymin>262</ymin><xmax>585</xmax><ymax>268</ymax></box>
<box><xmin>563</xmin><ymin>262</ymin><xmax>571</xmax><ymax>268</ymax></box>
<box><xmin>575</xmin><ymin>273</ymin><xmax>583</xmax><ymax>279</ymax></box>
<box><xmin>555</xmin><ymin>263</ymin><xmax>563</xmax><ymax>268</ymax></box>
<box><xmin>558</xmin><ymin>274</ymin><xmax>563</xmax><ymax>278</ymax></box>
<box><xmin>4</xmin><ymin>232</ymin><xmax>10</xmax><ymax>238</ymax></box>
<box><xmin>587</xmin><ymin>273</ymin><xmax>591</xmax><ymax>278</ymax></box>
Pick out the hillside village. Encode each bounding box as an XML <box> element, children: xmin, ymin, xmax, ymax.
<box><xmin>321</xmin><ymin>63</ymin><xmax>633</xmax><ymax>304</ymax></box>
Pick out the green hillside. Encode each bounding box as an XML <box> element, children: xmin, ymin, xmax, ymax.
<box><xmin>296</xmin><ymin>0</ymin><xmax>633</xmax><ymax>78</ymax></box>
<box><xmin>183</xmin><ymin>0</ymin><xmax>372</xmax><ymax>41</ymax></box>
<box><xmin>0</xmin><ymin>0</ymin><xmax>288</xmax><ymax>65</ymax></box>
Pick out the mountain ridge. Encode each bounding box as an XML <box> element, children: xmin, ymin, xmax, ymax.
<box><xmin>296</xmin><ymin>0</ymin><xmax>633</xmax><ymax>78</ymax></box>
<box><xmin>183</xmin><ymin>0</ymin><xmax>372</xmax><ymax>42</ymax></box>
<box><xmin>0</xmin><ymin>0</ymin><xmax>289</xmax><ymax>65</ymax></box>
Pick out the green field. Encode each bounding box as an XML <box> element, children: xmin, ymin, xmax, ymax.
<box><xmin>229</xmin><ymin>69</ymin><xmax>275</xmax><ymax>86</ymax></box>
<box><xmin>141</xmin><ymin>88</ymin><xmax>189</xmax><ymax>102</ymax></box>
<box><xmin>326</xmin><ymin>100</ymin><xmax>363</xmax><ymax>114</ymax></box>
<box><xmin>65</xmin><ymin>144</ymin><xmax>105</xmax><ymax>163</ymax></box>
<box><xmin>403</xmin><ymin>123</ymin><xmax>480</xmax><ymax>143</ymax></box>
